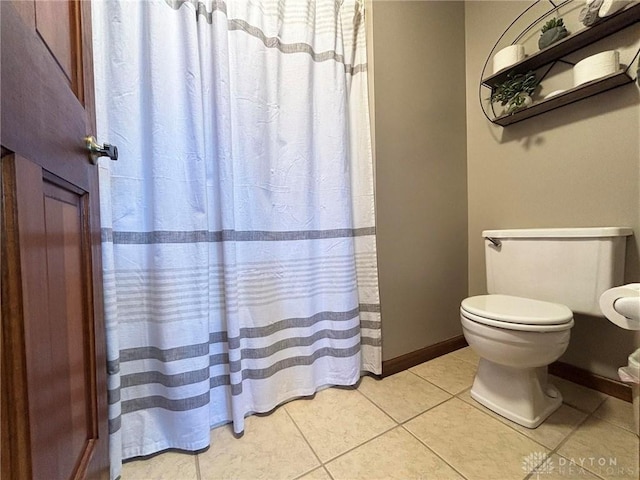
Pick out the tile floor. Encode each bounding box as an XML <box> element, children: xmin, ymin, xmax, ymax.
<box><xmin>122</xmin><ymin>348</ymin><xmax>639</xmax><ymax>480</ymax></box>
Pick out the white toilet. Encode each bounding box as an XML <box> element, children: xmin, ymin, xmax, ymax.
<box><xmin>461</xmin><ymin>227</ymin><xmax>632</xmax><ymax>428</ymax></box>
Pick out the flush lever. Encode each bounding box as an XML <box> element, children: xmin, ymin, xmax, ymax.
<box><xmin>85</xmin><ymin>135</ymin><xmax>118</xmax><ymax>164</ymax></box>
<box><xmin>486</xmin><ymin>237</ymin><xmax>502</xmax><ymax>248</ymax></box>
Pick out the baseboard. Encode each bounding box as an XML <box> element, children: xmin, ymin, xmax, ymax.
<box><xmin>549</xmin><ymin>361</ymin><xmax>632</xmax><ymax>403</ymax></box>
<box><xmin>382</xmin><ymin>335</ymin><xmax>468</xmax><ymax>377</ymax></box>
<box><xmin>382</xmin><ymin>340</ymin><xmax>632</xmax><ymax>402</ymax></box>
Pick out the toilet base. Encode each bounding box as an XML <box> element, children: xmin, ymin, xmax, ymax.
<box><xmin>470</xmin><ymin>358</ymin><xmax>563</xmax><ymax>429</ymax></box>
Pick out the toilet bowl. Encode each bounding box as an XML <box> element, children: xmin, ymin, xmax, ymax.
<box><xmin>461</xmin><ymin>227</ymin><xmax>632</xmax><ymax>429</ymax></box>
<box><xmin>461</xmin><ymin>294</ymin><xmax>574</xmax><ymax>428</ymax></box>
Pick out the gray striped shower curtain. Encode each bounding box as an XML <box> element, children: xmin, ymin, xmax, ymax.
<box><xmin>93</xmin><ymin>1</ymin><xmax>381</xmax><ymax>478</ymax></box>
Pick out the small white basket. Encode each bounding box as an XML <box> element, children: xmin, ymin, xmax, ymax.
<box><xmin>618</xmin><ymin>348</ymin><xmax>639</xmax><ymax>436</ymax></box>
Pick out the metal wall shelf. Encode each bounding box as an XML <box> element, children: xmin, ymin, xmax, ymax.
<box><xmin>483</xmin><ymin>3</ymin><xmax>640</xmax><ymax>88</ymax></box>
<box><xmin>492</xmin><ymin>70</ymin><xmax>634</xmax><ymax>126</ymax></box>
<box><xmin>480</xmin><ymin>1</ymin><xmax>640</xmax><ymax>126</ymax></box>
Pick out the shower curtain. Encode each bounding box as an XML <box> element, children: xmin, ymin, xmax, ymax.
<box><xmin>93</xmin><ymin>1</ymin><xmax>381</xmax><ymax>478</ymax></box>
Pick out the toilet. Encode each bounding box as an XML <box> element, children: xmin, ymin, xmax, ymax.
<box><xmin>461</xmin><ymin>227</ymin><xmax>632</xmax><ymax>428</ymax></box>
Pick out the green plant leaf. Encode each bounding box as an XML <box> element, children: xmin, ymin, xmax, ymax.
<box><xmin>491</xmin><ymin>70</ymin><xmax>539</xmax><ymax>106</ymax></box>
<box><xmin>541</xmin><ymin>17</ymin><xmax>565</xmax><ymax>33</ymax></box>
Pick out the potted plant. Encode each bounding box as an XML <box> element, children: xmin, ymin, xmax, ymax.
<box><xmin>491</xmin><ymin>70</ymin><xmax>539</xmax><ymax>115</ymax></box>
<box><xmin>539</xmin><ymin>18</ymin><xmax>568</xmax><ymax>49</ymax></box>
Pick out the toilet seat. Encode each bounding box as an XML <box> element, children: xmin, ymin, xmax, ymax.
<box><xmin>461</xmin><ymin>294</ymin><xmax>574</xmax><ymax>332</ymax></box>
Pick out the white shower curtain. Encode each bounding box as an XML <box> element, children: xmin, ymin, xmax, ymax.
<box><xmin>93</xmin><ymin>1</ymin><xmax>381</xmax><ymax>478</ymax></box>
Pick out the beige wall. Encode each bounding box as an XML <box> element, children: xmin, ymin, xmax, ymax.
<box><xmin>372</xmin><ymin>1</ymin><xmax>639</xmax><ymax>376</ymax></box>
<box><xmin>372</xmin><ymin>1</ymin><xmax>468</xmax><ymax>361</ymax></box>
<box><xmin>465</xmin><ymin>1</ymin><xmax>640</xmax><ymax>379</ymax></box>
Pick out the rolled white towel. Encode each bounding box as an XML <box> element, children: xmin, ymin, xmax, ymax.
<box><xmin>579</xmin><ymin>0</ymin><xmax>604</xmax><ymax>26</ymax></box>
<box><xmin>599</xmin><ymin>0</ymin><xmax>631</xmax><ymax>17</ymax></box>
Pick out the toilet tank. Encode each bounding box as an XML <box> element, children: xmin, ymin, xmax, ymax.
<box><xmin>484</xmin><ymin>227</ymin><xmax>632</xmax><ymax>316</ymax></box>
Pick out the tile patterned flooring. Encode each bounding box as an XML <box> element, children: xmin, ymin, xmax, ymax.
<box><xmin>122</xmin><ymin>348</ymin><xmax>639</xmax><ymax>480</ymax></box>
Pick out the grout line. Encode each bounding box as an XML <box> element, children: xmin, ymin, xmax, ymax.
<box><xmin>407</xmin><ymin>360</ymin><xmax>478</xmax><ymax>395</ymax></box>
<box><xmin>540</xmin><ymin>410</ymin><xmax>610</xmax><ymax>480</ymax></box>
<box><xmin>315</xmin><ymin>389</ymin><xmax>400</xmax><ymax>464</ymax></box>
<box><xmin>454</xmin><ymin>357</ymin><xmax>481</xmax><ymax>367</ymax></box>
<box><xmin>399</xmin><ymin>423</ymin><xmax>470</xmax><ymax>480</ymax></box>
<box><xmin>565</xmin><ymin>397</ymin><xmax>609</xmax><ymax>415</ymax></box>
<box><xmin>354</xmin><ymin>382</ymin><xmax>399</xmax><ymax>422</ymax></box>
<box><xmin>398</xmin><ymin>395</ymin><xmax>453</xmax><ymax>426</ymax></box>
<box><xmin>448</xmin><ymin>350</ymin><xmax>482</xmax><ymax>367</ymax></box>
<box><xmin>291</xmin><ymin>383</ymin><xmax>460</xmax><ymax>469</ymax></box>
<box><xmin>548</xmin><ymin>424</ymin><xmax>609</xmax><ymax>480</ymax></box>
<box><xmin>405</xmin><ymin>374</ymin><xmax>469</xmax><ymax>398</ymax></box>
<box><xmin>358</xmin><ymin>380</ymin><xmax>398</xmax><ymax>416</ymax></box>
<box><xmin>195</xmin><ymin>452</ymin><xmax>202</xmax><ymax>480</ymax></box>
<box><xmin>548</xmin><ymin>375</ymin><xmax>611</xmax><ymax>414</ymax></box>
<box><xmin>308</xmin><ymin>388</ymin><xmax>401</xmax><ymax>466</ymax></box>
<box><xmin>455</xmin><ymin>386</ymin><xmax>605</xmax><ymax>451</ymax></box>
<box><xmin>551</xmin><ymin>408</ymin><xmax>595</xmax><ymax>455</ymax></box>
<box><xmin>405</xmin><ymin>368</ymin><xmax>459</xmax><ymax>397</ymax></box>
<box><xmin>283</xmin><ymin>406</ymin><xmax>325</xmax><ymax>477</ymax></box>
<box><xmin>317</xmin><ymin>423</ymin><xmax>398</xmax><ymax>466</ymax></box>
<box><xmin>456</xmin><ymin>381</ymin><xmax>631</xmax><ymax>480</ymax></box>
<box><xmin>522</xmin><ymin>456</ymin><xmax>550</xmax><ymax>480</ymax></box>
<box><xmin>400</xmin><ymin>396</ymin><xmax>555</xmax><ymax>480</ymax></box>
<box><xmin>292</xmin><ymin>466</ymin><xmax>332</xmax><ymax>480</ymax></box>
<box><xmin>447</xmin><ymin>393</ymin><xmax>561</xmax><ymax>472</ymax></box>
<box><xmin>353</xmin><ymin>385</ymin><xmax>401</xmax><ymax>427</ymax></box>
<box><xmin>592</xmin><ymin>413</ymin><xmax>638</xmax><ymax>434</ymax></box>
<box><xmin>321</xmin><ymin>465</ymin><xmax>335</xmax><ymax>480</ymax></box>
<box><xmin>464</xmin><ymin>396</ymin><xmax>561</xmax><ymax>452</ymax></box>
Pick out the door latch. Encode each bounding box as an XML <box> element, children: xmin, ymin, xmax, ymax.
<box><xmin>85</xmin><ymin>136</ymin><xmax>118</xmax><ymax>164</ymax></box>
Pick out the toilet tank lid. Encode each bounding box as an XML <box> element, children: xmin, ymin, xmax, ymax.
<box><xmin>482</xmin><ymin>227</ymin><xmax>633</xmax><ymax>239</ymax></box>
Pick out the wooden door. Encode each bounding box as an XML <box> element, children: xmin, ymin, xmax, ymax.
<box><xmin>1</xmin><ymin>1</ymin><xmax>109</xmax><ymax>479</ymax></box>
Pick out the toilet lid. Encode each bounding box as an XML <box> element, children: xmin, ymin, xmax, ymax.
<box><xmin>461</xmin><ymin>295</ymin><xmax>573</xmax><ymax>326</ymax></box>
